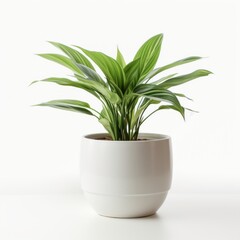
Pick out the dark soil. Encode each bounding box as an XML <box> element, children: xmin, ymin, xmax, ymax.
<box><xmin>96</xmin><ymin>137</ymin><xmax>148</xmax><ymax>141</ymax></box>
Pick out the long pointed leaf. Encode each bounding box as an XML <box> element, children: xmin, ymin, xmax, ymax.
<box><xmin>151</xmin><ymin>73</ymin><xmax>178</xmax><ymax>85</ymax></box>
<box><xmin>32</xmin><ymin>77</ymin><xmax>120</xmax><ymax>104</ymax></box>
<box><xmin>76</xmin><ymin>63</ymin><xmax>106</xmax><ymax>85</ymax></box>
<box><xmin>99</xmin><ymin>118</ymin><xmax>114</xmax><ymax>137</ymax></box>
<box><xmin>145</xmin><ymin>56</ymin><xmax>202</xmax><ymax>80</ymax></box>
<box><xmin>159</xmin><ymin>105</ymin><xmax>197</xmax><ymax>115</ymax></box>
<box><xmin>116</xmin><ymin>47</ymin><xmax>126</xmax><ymax>67</ymax></box>
<box><xmin>35</xmin><ymin>99</ymin><xmax>94</xmax><ymax>115</ymax></box>
<box><xmin>159</xmin><ymin>69</ymin><xmax>212</xmax><ymax>89</ymax></box>
<box><xmin>158</xmin><ymin>104</ymin><xmax>185</xmax><ymax>119</ymax></box>
<box><xmin>124</xmin><ymin>59</ymin><xmax>141</xmax><ymax>89</ymax></box>
<box><xmin>134</xmin><ymin>34</ymin><xmax>163</xmax><ymax>79</ymax></box>
<box><xmin>75</xmin><ymin>46</ymin><xmax>126</xmax><ymax>91</ymax></box>
<box><xmin>131</xmin><ymin>101</ymin><xmax>149</xmax><ymax>128</ymax></box>
<box><xmin>174</xmin><ymin>93</ymin><xmax>193</xmax><ymax>101</ymax></box>
<box><xmin>38</xmin><ymin>99</ymin><xmax>91</xmax><ymax>108</ymax></box>
<box><xmin>37</xmin><ymin>53</ymin><xmax>84</xmax><ymax>75</ymax></box>
<box><xmin>48</xmin><ymin>42</ymin><xmax>95</xmax><ymax>70</ymax></box>
<box><xmin>134</xmin><ymin>84</ymin><xmax>184</xmax><ymax>116</ymax></box>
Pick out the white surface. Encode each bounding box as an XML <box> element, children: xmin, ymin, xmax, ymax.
<box><xmin>0</xmin><ymin>193</ymin><xmax>239</xmax><ymax>240</ymax></box>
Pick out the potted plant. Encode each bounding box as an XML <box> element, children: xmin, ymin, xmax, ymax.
<box><xmin>32</xmin><ymin>34</ymin><xmax>211</xmax><ymax>218</ymax></box>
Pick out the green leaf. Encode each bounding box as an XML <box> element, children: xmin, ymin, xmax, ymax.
<box><xmin>35</xmin><ymin>99</ymin><xmax>94</xmax><ymax>115</ymax></box>
<box><xmin>134</xmin><ymin>34</ymin><xmax>163</xmax><ymax>79</ymax></box>
<box><xmin>124</xmin><ymin>59</ymin><xmax>141</xmax><ymax>89</ymax></box>
<box><xmin>75</xmin><ymin>63</ymin><xmax>106</xmax><ymax>85</ymax></box>
<box><xmin>48</xmin><ymin>42</ymin><xmax>95</xmax><ymax>70</ymax></box>
<box><xmin>185</xmin><ymin>108</ymin><xmax>199</xmax><ymax>113</ymax></box>
<box><xmin>31</xmin><ymin>77</ymin><xmax>86</xmax><ymax>88</ymax></box>
<box><xmin>131</xmin><ymin>101</ymin><xmax>149</xmax><ymax>128</ymax></box>
<box><xmin>43</xmin><ymin>99</ymin><xmax>91</xmax><ymax>108</ymax></box>
<box><xmin>174</xmin><ymin>93</ymin><xmax>193</xmax><ymax>101</ymax></box>
<box><xmin>75</xmin><ymin>75</ymin><xmax>120</xmax><ymax>104</ymax></box>
<box><xmin>99</xmin><ymin>118</ymin><xmax>114</xmax><ymax>138</ymax></box>
<box><xmin>37</xmin><ymin>53</ymin><xmax>84</xmax><ymax>75</ymax></box>
<box><xmin>158</xmin><ymin>104</ymin><xmax>185</xmax><ymax>119</ymax></box>
<box><xmin>34</xmin><ymin>34</ymin><xmax>212</xmax><ymax>140</ymax></box>
<box><xmin>151</xmin><ymin>73</ymin><xmax>178</xmax><ymax>85</ymax></box>
<box><xmin>158</xmin><ymin>105</ymin><xmax>198</xmax><ymax>116</ymax></box>
<box><xmin>75</xmin><ymin>46</ymin><xmax>126</xmax><ymax>91</ymax></box>
<box><xmin>116</xmin><ymin>47</ymin><xmax>126</xmax><ymax>67</ymax></box>
<box><xmin>145</xmin><ymin>56</ymin><xmax>202</xmax><ymax>80</ymax></box>
<box><xmin>32</xmin><ymin>77</ymin><xmax>120</xmax><ymax>104</ymax></box>
<box><xmin>159</xmin><ymin>69</ymin><xmax>212</xmax><ymax>89</ymax></box>
<box><xmin>134</xmin><ymin>84</ymin><xmax>184</xmax><ymax>117</ymax></box>
<box><xmin>185</xmin><ymin>107</ymin><xmax>198</xmax><ymax>113</ymax></box>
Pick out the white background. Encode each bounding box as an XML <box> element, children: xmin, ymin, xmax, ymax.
<box><xmin>0</xmin><ymin>0</ymin><xmax>239</xmax><ymax>194</ymax></box>
<box><xmin>0</xmin><ymin>0</ymin><xmax>239</xmax><ymax>239</ymax></box>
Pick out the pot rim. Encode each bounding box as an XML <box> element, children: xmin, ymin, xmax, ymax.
<box><xmin>82</xmin><ymin>133</ymin><xmax>170</xmax><ymax>142</ymax></box>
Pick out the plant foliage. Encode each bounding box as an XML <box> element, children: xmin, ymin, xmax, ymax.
<box><xmin>32</xmin><ymin>34</ymin><xmax>212</xmax><ymax>140</ymax></box>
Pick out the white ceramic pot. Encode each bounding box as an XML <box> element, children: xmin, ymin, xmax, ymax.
<box><xmin>81</xmin><ymin>133</ymin><xmax>172</xmax><ymax>218</ymax></box>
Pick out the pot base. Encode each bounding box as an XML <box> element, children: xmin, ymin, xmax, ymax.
<box><xmin>84</xmin><ymin>191</ymin><xmax>168</xmax><ymax>218</ymax></box>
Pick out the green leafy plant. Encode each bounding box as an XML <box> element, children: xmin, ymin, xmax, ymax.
<box><xmin>32</xmin><ymin>34</ymin><xmax>212</xmax><ymax>140</ymax></box>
